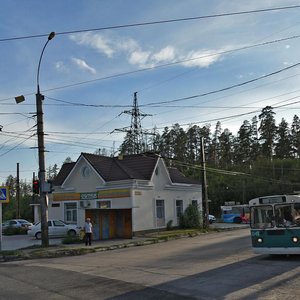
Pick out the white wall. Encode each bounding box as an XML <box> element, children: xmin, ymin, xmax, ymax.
<box><xmin>50</xmin><ymin>155</ymin><xmax>202</xmax><ymax>233</ymax></box>
<box><xmin>63</xmin><ymin>157</ymin><xmax>104</xmax><ymax>193</ymax></box>
<box><xmin>132</xmin><ymin>189</ymin><xmax>155</xmax><ymax>232</ymax></box>
<box><xmin>131</xmin><ymin>188</ymin><xmax>202</xmax><ymax>231</ymax></box>
<box><xmin>48</xmin><ymin>202</ymin><xmax>64</xmax><ymax>220</ymax></box>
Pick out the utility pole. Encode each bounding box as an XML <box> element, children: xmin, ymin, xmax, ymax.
<box><xmin>16</xmin><ymin>163</ymin><xmax>20</xmax><ymax>218</ymax></box>
<box><xmin>201</xmin><ymin>137</ymin><xmax>209</xmax><ymax>228</ymax></box>
<box><xmin>36</xmin><ymin>32</ymin><xmax>55</xmax><ymax>247</ymax></box>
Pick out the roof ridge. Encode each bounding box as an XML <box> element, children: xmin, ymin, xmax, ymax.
<box><xmin>113</xmin><ymin>157</ymin><xmax>137</xmax><ymax>179</ymax></box>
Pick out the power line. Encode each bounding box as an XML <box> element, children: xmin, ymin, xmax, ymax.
<box><xmin>5</xmin><ymin>95</ymin><xmax>299</xmax><ymax>149</ymax></box>
<box><xmin>46</xmin><ymin>96</ymin><xmax>132</xmax><ymax>108</ymax></box>
<box><xmin>143</xmin><ymin>62</ymin><xmax>300</xmax><ymax>106</ymax></box>
<box><xmin>147</xmin><ymin>95</ymin><xmax>300</xmax><ymax>131</ymax></box>
<box><xmin>44</xmin><ymin>62</ymin><xmax>300</xmax><ymax>109</ymax></box>
<box><xmin>1</xmin><ymin>5</ymin><xmax>300</xmax><ymax>42</ymax></box>
<box><xmin>2</xmin><ymin>65</ymin><xmax>300</xmax><ymax>146</ymax></box>
<box><xmin>0</xmin><ymin>131</ymin><xmax>118</xmax><ymax>156</ymax></box>
<box><xmin>0</xmin><ymin>134</ymin><xmax>35</xmax><ymax>157</ymax></box>
<box><xmin>1</xmin><ymin>33</ymin><xmax>300</xmax><ymax>104</ymax></box>
<box><xmin>22</xmin><ymin>34</ymin><xmax>300</xmax><ymax>94</ymax></box>
<box><xmin>171</xmin><ymin>160</ymin><xmax>300</xmax><ymax>185</ymax></box>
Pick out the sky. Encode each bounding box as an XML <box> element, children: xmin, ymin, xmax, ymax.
<box><xmin>2</xmin><ymin>0</ymin><xmax>300</xmax><ymax>183</ymax></box>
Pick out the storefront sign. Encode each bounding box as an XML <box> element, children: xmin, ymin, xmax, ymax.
<box><xmin>53</xmin><ymin>189</ymin><xmax>130</xmax><ymax>202</ymax></box>
<box><xmin>53</xmin><ymin>193</ymin><xmax>80</xmax><ymax>201</ymax></box>
<box><xmin>98</xmin><ymin>189</ymin><xmax>130</xmax><ymax>199</ymax></box>
<box><xmin>81</xmin><ymin>192</ymin><xmax>97</xmax><ymax>200</ymax></box>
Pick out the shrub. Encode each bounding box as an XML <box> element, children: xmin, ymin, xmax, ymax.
<box><xmin>62</xmin><ymin>236</ymin><xmax>82</xmax><ymax>244</ymax></box>
<box><xmin>166</xmin><ymin>220</ymin><xmax>173</xmax><ymax>230</ymax></box>
<box><xmin>3</xmin><ymin>227</ymin><xmax>27</xmax><ymax>235</ymax></box>
<box><xmin>179</xmin><ymin>204</ymin><xmax>201</xmax><ymax>229</ymax></box>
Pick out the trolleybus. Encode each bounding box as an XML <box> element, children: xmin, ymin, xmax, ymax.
<box><xmin>221</xmin><ymin>204</ymin><xmax>249</xmax><ymax>223</ymax></box>
<box><xmin>249</xmin><ymin>194</ymin><xmax>300</xmax><ymax>254</ymax></box>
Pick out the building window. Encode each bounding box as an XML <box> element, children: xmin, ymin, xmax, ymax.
<box><xmin>176</xmin><ymin>200</ymin><xmax>183</xmax><ymax>219</ymax></box>
<box><xmin>156</xmin><ymin>199</ymin><xmax>165</xmax><ymax>227</ymax></box>
<box><xmin>97</xmin><ymin>201</ymin><xmax>111</xmax><ymax>209</ymax></box>
<box><xmin>64</xmin><ymin>202</ymin><xmax>77</xmax><ymax>223</ymax></box>
<box><xmin>192</xmin><ymin>200</ymin><xmax>198</xmax><ymax>207</ymax></box>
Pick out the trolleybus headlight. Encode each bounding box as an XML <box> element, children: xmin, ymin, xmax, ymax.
<box><xmin>257</xmin><ymin>237</ymin><xmax>263</xmax><ymax>243</ymax></box>
<box><xmin>292</xmin><ymin>236</ymin><xmax>299</xmax><ymax>243</ymax></box>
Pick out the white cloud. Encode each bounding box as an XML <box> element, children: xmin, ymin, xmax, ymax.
<box><xmin>117</xmin><ymin>38</ymin><xmax>139</xmax><ymax>52</ymax></box>
<box><xmin>55</xmin><ymin>61</ymin><xmax>69</xmax><ymax>73</ymax></box>
<box><xmin>128</xmin><ymin>46</ymin><xmax>176</xmax><ymax>68</ymax></box>
<box><xmin>151</xmin><ymin>46</ymin><xmax>176</xmax><ymax>63</ymax></box>
<box><xmin>128</xmin><ymin>50</ymin><xmax>151</xmax><ymax>66</ymax></box>
<box><xmin>71</xmin><ymin>57</ymin><xmax>96</xmax><ymax>74</ymax></box>
<box><xmin>70</xmin><ymin>33</ymin><xmax>114</xmax><ymax>58</ymax></box>
<box><xmin>70</xmin><ymin>32</ymin><xmax>223</xmax><ymax>69</ymax></box>
<box><xmin>181</xmin><ymin>50</ymin><xmax>222</xmax><ymax>68</ymax></box>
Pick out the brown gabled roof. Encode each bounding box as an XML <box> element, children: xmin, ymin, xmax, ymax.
<box><xmin>52</xmin><ymin>162</ymin><xmax>76</xmax><ymax>185</ymax></box>
<box><xmin>168</xmin><ymin>167</ymin><xmax>200</xmax><ymax>184</ymax></box>
<box><xmin>82</xmin><ymin>152</ymin><xmax>158</xmax><ymax>181</ymax></box>
<box><xmin>53</xmin><ymin>152</ymin><xmax>200</xmax><ymax>185</ymax></box>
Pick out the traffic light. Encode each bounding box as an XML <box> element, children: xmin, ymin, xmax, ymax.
<box><xmin>32</xmin><ymin>179</ymin><xmax>40</xmax><ymax>194</ymax></box>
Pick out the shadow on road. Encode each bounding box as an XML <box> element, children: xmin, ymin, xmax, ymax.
<box><xmin>109</xmin><ymin>252</ymin><xmax>300</xmax><ymax>299</ymax></box>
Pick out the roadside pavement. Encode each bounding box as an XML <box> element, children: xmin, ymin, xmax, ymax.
<box><xmin>0</xmin><ymin>223</ymin><xmax>249</xmax><ymax>262</ymax></box>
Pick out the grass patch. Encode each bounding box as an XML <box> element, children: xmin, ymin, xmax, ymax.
<box><xmin>148</xmin><ymin>228</ymin><xmax>209</xmax><ymax>238</ymax></box>
<box><xmin>0</xmin><ymin>250</ymin><xmax>22</xmax><ymax>256</ymax></box>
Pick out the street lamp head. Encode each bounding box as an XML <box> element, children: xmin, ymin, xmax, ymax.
<box><xmin>48</xmin><ymin>32</ymin><xmax>55</xmax><ymax>41</ymax></box>
<box><xmin>15</xmin><ymin>95</ymin><xmax>25</xmax><ymax>104</ymax></box>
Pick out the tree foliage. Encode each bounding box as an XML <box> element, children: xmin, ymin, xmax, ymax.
<box><xmin>1</xmin><ymin>176</ymin><xmax>33</xmax><ymax>222</ymax></box>
<box><xmin>118</xmin><ymin>106</ymin><xmax>300</xmax><ymax>217</ymax></box>
<box><xmin>4</xmin><ymin>106</ymin><xmax>300</xmax><ymax>222</ymax></box>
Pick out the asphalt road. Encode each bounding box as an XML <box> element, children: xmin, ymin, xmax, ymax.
<box><xmin>1</xmin><ymin>228</ymin><xmax>300</xmax><ymax>299</ymax></box>
<box><xmin>0</xmin><ymin>223</ymin><xmax>247</xmax><ymax>251</ymax></box>
<box><xmin>0</xmin><ymin>234</ymin><xmax>63</xmax><ymax>250</ymax></box>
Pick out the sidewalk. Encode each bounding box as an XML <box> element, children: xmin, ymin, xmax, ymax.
<box><xmin>64</xmin><ymin>236</ymin><xmax>152</xmax><ymax>250</ymax></box>
<box><xmin>0</xmin><ymin>223</ymin><xmax>249</xmax><ymax>262</ymax></box>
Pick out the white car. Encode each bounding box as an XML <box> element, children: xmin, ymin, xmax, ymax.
<box><xmin>209</xmin><ymin>214</ymin><xmax>216</xmax><ymax>224</ymax></box>
<box><xmin>27</xmin><ymin>219</ymin><xmax>81</xmax><ymax>240</ymax></box>
<box><xmin>2</xmin><ymin>219</ymin><xmax>33</xmax><ymax>232</ymax></box>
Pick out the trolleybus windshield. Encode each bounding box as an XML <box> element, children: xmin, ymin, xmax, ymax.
<box><xmin>250</xmin><ymin>203</ymin><xmax>300</xmax><ymax>229</ymax></box>
<box><xmin>250</xmin><ymin>205</ymin><xmax>273</xmax><ymax>229</ymax></box>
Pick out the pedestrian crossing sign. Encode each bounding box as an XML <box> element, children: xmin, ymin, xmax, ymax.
<box><xmin>0</xmin><ymin>186</ymin><xmax>9</xmax><ymax>203</ymax></box>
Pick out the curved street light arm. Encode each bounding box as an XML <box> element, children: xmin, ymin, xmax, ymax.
<box><xmin>36</xmin><ymin>32</ymin><xmax>55</xmax><ymax>92</ymax></box>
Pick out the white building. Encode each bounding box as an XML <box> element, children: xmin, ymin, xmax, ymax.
<box><xmin>49</xmin><ymin>152</ymin><xmax>202</xmax><ymax>239</ymax></box>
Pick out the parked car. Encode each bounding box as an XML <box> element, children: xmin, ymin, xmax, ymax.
<box><xmin>208</xmin><ymin>214</ymin><xmax>216</xmax><ymax>224</ymax></box>
<box><xmin>2</xmin><ymin>219</ymin><xmax>33</xmax><ymax>233</ymax></box>
<box><xmin>27</xmin><ymin>219</ymin><xmax>81</xmax><ymax>240</ymax></box>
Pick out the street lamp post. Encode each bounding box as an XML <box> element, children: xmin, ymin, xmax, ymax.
<box><xmin>36</xmin><ymin>32</ymin><xmax>55</xmax><ymax>247</ymax></box>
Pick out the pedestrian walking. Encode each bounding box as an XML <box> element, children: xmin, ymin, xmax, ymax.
<box><xmin>84</xmin><ymin>218</ymin><xmax>93</xmax><ymax>246</ymax></box>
